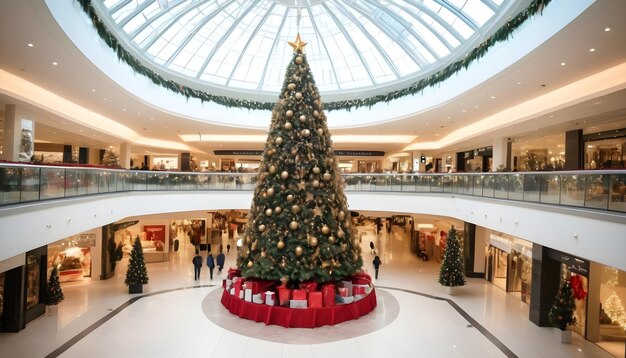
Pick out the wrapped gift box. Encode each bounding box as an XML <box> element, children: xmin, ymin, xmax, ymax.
<box><xmin>265</xmin><ymin>291</ymin><xmax>276</xmax><ymax>306</ymax></box>
<box><xmin>353</xmin><ymin>285</ymin><xmax>367</xmax><ymax>296</ymax></box>
<box><xmin>227</xmin><ymin>268</ymin><xmax>241</xmax><ymax>280</ymax></box>
<box><xmin>339</xmin><ymin>281</ymin><xmax>353</xmax><ymax>297</ymax></box>
<box><xmin>322</xmin><ymin>284</ymin><xmax>335</xmax><ymax>307</ymax></box>
<box><xmin>229</xmin><ymin>288</ymin><xmax>235</xmax><ymax>296</ymax></box>
<box><xmin>248</xmin><ymin>280</ymin><xmax>275</xmax><ymax>294</ymax></box>
<box><xmin>252</xmin><ymin>294</ymin><xmax>263</xmax><ymax>304</ymax></box>
<box><xmin>299</xmin><ymin>281</ymin><xmax>318</xmax><ymax>293</ymax></box>
<box><xmin>293</xmin><ymin>289</ymin><xmax>307</xmax><ymax>300</ymax></box>
<box><xmin>308</xmin><ymin>291</ymin><xmax>322</xmax><ymax>308</ymax></box>
<box><xmin>338</xmin><ymin>287</ymin><xmax>348</xmax><ymax>297</ymax></box>
<box><xmin>244</xmin><ymin>288</ymin><xmax>253</xmax><ymax>302</ymax></box>
<box><xmin>234</xmin><ymin>279</ymin><xmax>244</xmax><ymax>299</ymax></box>
<box><xmin>289</xmin><ymin>299</ymin><xmax>308</xmax><ymax>309</ymax></box>
<box><xmin>277</xmin><ymin>286</ymin><xmax>292</xmax><ymax>306</ymax></box>
<box><xmin>354</xmin><ymin>271</ymin><xmax>372</xmax><ymax>283</ymax></box>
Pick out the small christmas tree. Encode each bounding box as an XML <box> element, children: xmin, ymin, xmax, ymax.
<box><xmin>101</xmin><ymin>147</ymin><xmax>120</xmax><ymax>168</ymax></box>
<box><xmin>125</xmin><ymin>236</ymin><xmax>149</xmax><ymax>288</ymax></box>
<box><xmin>438</xmin><ymin>226</ymin><xmax>465</xmax><ymax>287</ymax></box>
<box><xmin>44</xmin><ymin>266</ymin><xmax>64</xmax><ymax>305</ymax></box>
<box><xmin>604</xmin><ymin>291</ymin><xmax>626</xmax><ymax>329</ymax></box>
<box><xmin>549</xmin><ymin>280</ymin><xmax>577</xmax><ymax>331</ymax></box>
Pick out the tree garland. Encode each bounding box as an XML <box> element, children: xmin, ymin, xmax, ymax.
<box><xmin>76</xmin><ymin>0</ymin><xmax>552</xmax><ymax>112</ymax></box>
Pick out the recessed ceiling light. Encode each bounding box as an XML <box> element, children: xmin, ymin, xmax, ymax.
<box><xmin>604</xmin><ymin>27</ymin><xmax>611</xmax><ymax>32</ymax></box>
<box><xmin>589</xmin><ymin>48</ymin><xmax>595</xmax><ymax>52</ymax></box>
<box><xmin>93</xmin><ymin>134</ymin><xmax>96</xmax><ymax>137</ymax></box>
<box><xmin>560</xmin><ymin>62</ymin><xmax>566</xmax><ymax>66</ymax></box>
<box><xmin>490</xmin><ymin>96</ymin><xmax>495</xmax><ymax>99</ymax></box>
<box><xmin>52</xmin><ymin>62</ymin><xmax>58</xmax><ymax>66</ymax></box>
<box><xmin>27</xmin><ymin>43</ymin><xmax>34</xmax><ymax>47</ymax></box>
<box><xmin>122</xmin><ymin>108</ymin><xmax>126</xmax><ymax>111</ymax></box>
<box><xmin>91</xmin><ymin>89</ymin><xmax>96</xmax><ymax>92</ymax></box>
<box><xmin>79</xmin><ymin>129</ymin><xmax>83</xmax><ymax>132</ymax></box>
<box><xmin>150</xmin><ymin>117</ymin><xmax>154</xmax><ymax>121</ymax></box>
<box><xmin>461</xmin><ymin>110</ymin><xmax>466</xmax><ymax>113</ymax></box>
<box><xmin>474</xmin><ymin>105</ymin><xmax>478</xmax><ymax>109</ymax></box>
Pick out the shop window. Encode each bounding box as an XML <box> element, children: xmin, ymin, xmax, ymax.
<box><xmin>48</xmin><ymin>234</ymin><xmax>95</xmax><ymax>283</ymax></box>
<box><xmin>597</xmin><ymin>266</ymin><xmax>626</xmax><ymax>357</ymax></box>
<box><xmin>26</xmin><ymin>255</ymin><xmax>40</xmax><ymax>309</ymax></box>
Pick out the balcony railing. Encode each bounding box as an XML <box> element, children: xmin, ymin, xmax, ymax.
<box><xmin>1</xmin><ymin>163</ymin><xmax>625</xmax><ymax>213</ymax></box>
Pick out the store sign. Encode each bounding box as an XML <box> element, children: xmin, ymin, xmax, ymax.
<box><xmin>113</xmin><ymin>220</ymin><xmax>139</xmax><ymax>232</ymax></box>
<box><xmin>489</xmin><ymin>234</ymin><xmax>512</xmax><ymax>253</ymax></box>
<box><xmin>334</xmin><ymin>150</ymin><xmax>385</xmax><ymax>157</ymax></box>
<box><xmin>560</xmin><ymin>255</ymin><xmax>589</xmax><ymax>276</ymax></box>
<box><xmin>214</xmin><ymin>150</ymin><xmax>263</xmax><ymax>156</ymax></box>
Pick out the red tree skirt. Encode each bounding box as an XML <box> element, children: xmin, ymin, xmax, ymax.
<box><xmin>220</xmin><ymin>287</ymin><xmax>377</xmax><ymax>328</ymax></box>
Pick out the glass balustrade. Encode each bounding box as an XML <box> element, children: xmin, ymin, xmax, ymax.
<box><xmin>0</xmin><ymin>163</ymin><xmax>624</xmax><ymax>213</ymax></box>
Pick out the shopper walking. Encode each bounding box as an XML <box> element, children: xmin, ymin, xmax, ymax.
<box><xmin>373</xmin><ymin>255</ymin><xmax>382</xmax><ymax>280</ymax></box>
<box><xmin>227</xmin><ymin>243</ymin><xmax>231</xmax><ymax>254</ymax></box>
<box><xmin>216</xmin><ymin>250</ymin><xmax>225</xmax><ymax>273</ymax></box>
<box><xmin>369</xmin><ymin>241</ymin><xmax>375</xmax><ymax>253</ymax></box>
<box><xmin>192</xmin><ymin>250</ymin><xmax>202</xmax><ymax>280</ymax></box>
<box><xmin>206</xmin><ymin>253</ymin><xmax>216</xmax><ymax>280</ymax></box>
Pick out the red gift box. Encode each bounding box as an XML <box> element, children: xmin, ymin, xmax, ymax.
<box><xmin>353</xmin><ymin>285</ymin><xmax>367</xmax><ymax>295</ymax></box>
<box><xmin>277</xmin><ymin>286</ymin><xmax>292</xmax><ymax>306</ymax></box>
<box><xmin>248</xmin><ymin>280</ymin><xmax>275</xmax><ymax>294</ymax></box>
<box><xmin>322</xmin><ymin>284</ymin><xmax>335</xmax><ymax>307</ymax></box>
<box><xmin>338</xmin><ymin>287</ymin><xmax>348</xmax><ymax>297</ymax></box>
<box><xmin>354</xmin><ymin>272</ymin><xmax>372</xmax><ymax>283</ymax></box>
<box><xmin>227</xmin><ymin>268</ymin><xmax>241</xmax><ymax>280</ymax></box>
<box><xmin>308</xmin><ymin>291</ymin><xmax>322</xmax><ymax>308</ymax></box>
<box><xmin>299</xmin><ymin>281</ymin><xmax>318</xmax><ymax>293</ymax></box>
<box><xmin>234</xmin><ymin>278</ymin><xmax>244</xmax><ymax>298</ymax></box>
<box><xmin>293</xmin><ymin>289</ymin><xmax>307</xmax><ymax>300</ymax></box>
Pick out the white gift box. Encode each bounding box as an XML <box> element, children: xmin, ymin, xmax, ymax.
<box><xmin>244</xmin><ymin>288</ymin><xmax>253</xmax><ymax>302</ymax></box>
<box><xmin>265</xmin><ymin>291</ymin><xmax>275</xmax><ymax>306</ymax></box>
<box><xmin>340</xmin><ymin>281</ymin><xmax>353</xmax><ymax>297</ymax></box>
<box><xmin>289</xmin><ymin>299</ymin><xmax>308</xmax><ymax>309</ymax></box>
<box><xmin>225</xmin><ymin>279</ymin><xmax>233</xmax><ymax>290</ymax></box>
<box><xmin>229</xmin><ymin>288</ymin><xmax>235</xmax><ymax>296</ymax></box>
<box><xmin>253</xmin><ymin>294</ymin><xmax>263</xmax><ymax>304</ymax></box>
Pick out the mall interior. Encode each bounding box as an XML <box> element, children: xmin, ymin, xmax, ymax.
<box><xmin>1</xmin><ymin>0</ymin><xmax>626</xmax><ymax>357</ymax></box>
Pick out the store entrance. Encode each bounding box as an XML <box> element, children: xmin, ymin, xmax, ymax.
<box><xmin>485</xmin><ymin>246</ymin><xmax>508</xmax><ymax>291</ymax></box>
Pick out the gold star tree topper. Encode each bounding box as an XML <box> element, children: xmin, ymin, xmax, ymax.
<box><xmin>288</xmin><ymin>34</ymin><xmax>307</xmax><ymax>53</ymax></box>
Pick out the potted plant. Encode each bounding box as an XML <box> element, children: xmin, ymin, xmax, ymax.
<box><xmin>125</xmin><ymin>236</ymin><xmax>149</xmax><ymax>294</ymax></box>
<box><xmin>44</xmin><ymin>266</ymin><xmax>64</xmax><ymax>315</ymax></box>
<box><xmin>548</xmin><ymin>280</ymin><xmax>577</xmax><ymax>343</ymax></box>
<box><xmin>438</xmin><ymin>226</ymin><xmax>465</xmax><ymax>294</ymax></box>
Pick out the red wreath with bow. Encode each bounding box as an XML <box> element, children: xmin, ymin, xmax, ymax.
<box><xmin>570</xmin><ymin>274</ymin><xmax>587</xmax><ymax>300</ymax></box>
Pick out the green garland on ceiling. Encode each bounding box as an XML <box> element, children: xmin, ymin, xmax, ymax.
<box><xmin>76</xmin><ymin>0</ymin><xmax>552</xmax><ymax>112</ymax></box>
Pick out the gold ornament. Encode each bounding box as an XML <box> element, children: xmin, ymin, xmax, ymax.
<box><xmin>323</xmin><ymin>172</ymin><xmax>332</xmax><ymax>181</ymax></box>
<box><xmin>312</xmin><ymin>179</ymin><xmax>320</xmax><ymax>188</ymax></box>
<box><xmin>328</xmin><ymin>235</ymin><xmax>336</xmax><ymax>244</ymax></box>
<box><xmin>301</xmin><ymin>129</ymin><xmax>310</xmax><ymax>137</ymax></box>
<box><xmin>287</xmin><ymin>194</ymin><xmax>295</xmax><ymax>203</ymax></box>
<box><xmin>312</xmin><ymin>166</ymin><xmax>321</xmax><ymax>174</ymax></box>
<box><xmin>337</xmin><ymin>230</ymin><xmax>345</xmax><ymax>238</ymax></box>
<box><xmin>267</xmin><ymin>187</ymin><xmax>275</xmax><ymax>196</ymax></box>
<box><xmin>261</xmin><ymin>250</ymin><xmax>267</xmax><ymax>258</ymax></box>
<box><xmin>247</xmin><ymin>260</ymin><xmax>253</xmax><ymax>268</ymax></box>
<box><xmin>299</xmin><ymin>115</ymin><xmax>306</xmax><ymax>123</ymax></box>
<box><xmin>309</xmin><ymin>236</ymin><xmax>318</xmax><ymax>247</ymax></box>
<box><xmin>322</xmin><ymin>261</ymin><xmax>331</xmax><ymax>269</ymax></box>
<box><xmin>313</xmin><ymin>110</ymin><xmax>320</xmax><ymax>118</ymax></box>
<box><xmin>275</xmin><ymin>137</ymin><xmax>283</xmax><ymax>145</ymax></box>
<box><xmin>258</xmin><ymin>224</ymin><xmax>266</xmax><ymax>232</ymax></box>
<box><xmin>295</xmin><ymin>56</ymin><xmax>304</xmax><ymax>64</ymax></box>
<box><xmin>341</xmin><ymin>243</ymin><xmax>348</xmax><ymax>252</ymax></box>
<box><xmin>277</xmin><ymin>240</ymin><xmax>285</xmax><ymax>249</ymax></box>
<box><xmin>353</xmin><ymin>253</ymin><xmax>359</xmax><ymax>261</ymax></box>
<box><xmin>295</xmin><ymin>92</ymin><xmax>302</xmax><ymax>100</ymax></box>
<box><xmin>275</xmin><ymin>206</ymin><xmax>282</xmax><ymax>214</ymax></box>
<box><xmin>289</xmin><ymin>221</ymin><xmax>299</xmax><ymax>230</ymax></box>
<box><xmin>322</xmin><ymin>225</ymin><xmax>330</xmax><ymax>235</ymax></box>
<box><xmin>286</xmin><ymin>110</ymin><xmax>294</xmax><ymax>118</ymax></box>
<box><xmin>317</xmin><ymin>128</ymin><xmax>324</xmax><ymax>135</ymax></box>
<box><xmin>281</xmin><ymin>171</ymin><xmax>289</xmax><ymax>179</ymax></box>
<box><xmin>338</xmin><ymin>211</ymin><xmax>345</xmax><ymax>220</ymax></box>
<box><xmin>269</xmin><ymin>165</ymin><xmax>276</xmax><ymax>173</ymax></box>
<box><xmin>284</xmin><ymin>122</ymin><xmax>293</xmax><ymax>130</ymax></box>
<box><xmin>287</xmin><ymin>83</ymin><xmax>296</xmax><ymax>90</ymax></box>
<box><xmin>291</xmin><ymin>205</ymin><xmax>301</xmax><ymax>214</ymax></box>
<box><xmin>265</xmin><ymin>208</ymin><xmax>273</xmax><ymax>217</ymax></box>
<box><xmin>262</xmin><ymin>192</ymin><xmax>267</xmax><ymax>199</ymax></box>
<box><xmin>295</xmin><ymin>246</ymin><xmax>303</xmax><ymax>256</ymax></box>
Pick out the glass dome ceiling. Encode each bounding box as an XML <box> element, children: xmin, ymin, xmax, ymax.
<box><xmin>97</xmin><ymin>0</ymin><xmax>515</xmax><ymax>99</ymax></box>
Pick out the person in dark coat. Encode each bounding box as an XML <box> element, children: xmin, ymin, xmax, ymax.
<box><xmin>192</xmin><ymin>250</ymin><xmax>202</xmax><ymax>280</ymax></box>
<box><xmin>369</xmin><ymin>241</ymin><xmax>375</xmax><ymax>253</ymax></box>
<box><xmin>373</xmin><ymin>255</ymin><xmax>382</xmax><ymax>279</ymax></box>
<box><xmin>216</xmin><ymin>250</ymin><xmax>225</xmax><ymax>273</ymax></box>
<box><xmin>227</xmin><ymin>244</ymin><xmax>231</xmax><ymax>254</ymax></box>
<box><xmin>206</xmin><ymin>253</ymin><xmax>216</xmax><ymax>280</ymax></box>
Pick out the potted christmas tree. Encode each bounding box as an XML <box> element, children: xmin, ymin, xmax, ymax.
<box><xmin>438</xmin><ymin>226</ymin><xmax>465</xmax><ymax>294</ymax></box>
<box><xmin>125</xmin><ymin>236</ymin><xmax>149</xmax><ymax>294</ymax></box>
<box><xmin>44</xmin><ymin>266</ymin><xmax>64</xmax><ymax>315</ymax></box>
<box><xmin>548</xmin><ymin>280</ymin><xmax>577</xmax><ymax>343</ymax></box>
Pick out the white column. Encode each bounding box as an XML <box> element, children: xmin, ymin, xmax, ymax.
<box><xmin>120</xmin><ymin>142</ymin><xmax>132</xmax><ymax>169</ymax></box>
<box><xmin>2</xmin><ymin>104</ymin><xmax>35</xmax><ymax>162</ymax></box>
<box><xmin>492</xmin><ymin>137</ymin><xmax>509</xmax><ymax>171</ymax></box>
<box><xmin>411</xmin><ymin>151</ymin><xmax>425</xmax><ymax>172</ymax></box>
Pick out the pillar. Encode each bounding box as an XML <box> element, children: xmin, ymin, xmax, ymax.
<box><xmin>2</xmin><ymin>104</ymin><xmax>35</xmax><ymax>162</ymax></box>
<box><xmin>181</xmin><ymin>152</ymin><xmax>191</xmax><ymax>171</ymax></box>
<box><xmin>463</xmin><ymin>222</ymin><xmax>482</xmax><ymax>277</ymax></box>
<box><xmin>119</xmin><ymin>142</ymin><xmax>131</xmax><ymax>169</ymax></box>
<box><xmin>585</xmin><ymin>261</ymin><xmax>602</xmax><ymax>342</ymax></box>
<box><xmin>529</xmin><ymin>244</ymin><xmax>560</xmax><ymax>326</ymax></box>
<box><xmin>565</xmin><ymin>129</ymin><xmax>583</xmax><ymax>170</ymax></box>
<box><xmin>492</xmin><ymin>137</ymin><xmax>510</xmax><ymax>171</ymax></box>
<box><xmin>411</xmin><ymin>151</ymin><xmax>426</xmax><ymax>172</ymax></box>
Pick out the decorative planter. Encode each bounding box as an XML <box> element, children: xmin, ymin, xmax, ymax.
<box><xmin>553</xmin><ymin>328</ymin><xmax>572</xmax><ymax>343</ymax></box>
<box><xmin>46</xmin><ymin>305</ymin><xmax>58</xmax><ymax>316</ymax></box>
<box><xmin>129</xmin><ymin>284</ymin><xmax>143</xmax><ymax>294</ymax></box>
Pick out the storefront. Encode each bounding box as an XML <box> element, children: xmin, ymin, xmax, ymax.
<box><xmin>596</xmin><ymin>265</ymin><xmax>626</xmax><ymax>357</ymax></box>
<box><xmin>47</xmin><ymin>234</ymin><xmax>95</xmax><ymax>283</ymax></box>
<box><xmin>485</xmin><ymin>234</ymin><xmax>533</xmax><ymax>304</ymax></box>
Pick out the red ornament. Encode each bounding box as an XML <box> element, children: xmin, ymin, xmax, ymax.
<box><xmin>569</xmin><ymin>274</ymin><xmax>587</xmax><ymax>300</ymax></box>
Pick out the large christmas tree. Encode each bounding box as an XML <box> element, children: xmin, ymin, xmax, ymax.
<box><xmin>237</xmin><ymin>35</ymin><xmax>363</xmax><ymax>284</ymax></box>
<box><xmin>125</xmin><ymin>236</ymin><xmax>149</xmax><ymax>286</ymax></box>
<box><xmin>44</xmin><ymin>266</ymin><xmax>64</xmax><ymax>305</ymax></box>
<box><xmin>438</xmin><ymin>225</ymin><xmax>466</xmax><ymax>287</ymax></box>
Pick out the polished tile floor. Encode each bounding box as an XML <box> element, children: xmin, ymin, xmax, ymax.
<box><xmin>0</xmin><ymin>226</ymin><xmax>616</xmax><ymax>358</ymax></box>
